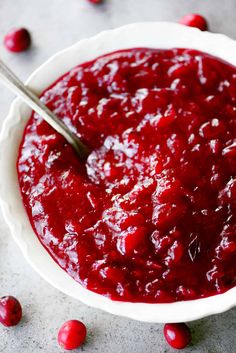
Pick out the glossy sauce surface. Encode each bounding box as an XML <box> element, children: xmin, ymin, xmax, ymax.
<box><xmin>18</xmin><ymin>48</ymin><xmax>236</xmax><ymax>302</ymax></box>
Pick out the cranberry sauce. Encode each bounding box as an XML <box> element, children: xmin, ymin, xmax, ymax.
<box><xmin>17</xmin><ymin>48</ymin><xmax>236</xmax><ymax>303</ymax></box>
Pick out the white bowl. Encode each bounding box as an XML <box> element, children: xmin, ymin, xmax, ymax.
<box><xmin>1</xmin><ymin>22</ymin><xmax>236</xmax><ymax>323</ymax></box>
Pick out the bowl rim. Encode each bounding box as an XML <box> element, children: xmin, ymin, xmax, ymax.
<box><xmin>1</xmin><ymin>21</ymin><xmax>236</xmax><ymax>323</ymax></box>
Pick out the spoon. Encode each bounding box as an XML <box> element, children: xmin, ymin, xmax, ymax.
<box><xmin>0</xmin><ymin>59</ymin><xmax>90</xmax><ymax>159</ymax></box>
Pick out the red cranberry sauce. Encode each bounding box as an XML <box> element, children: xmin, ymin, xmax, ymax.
<box><xmin>17</xmin><ymin>48</ymin><xmax>236</xmax><ymax>303</ymax></box>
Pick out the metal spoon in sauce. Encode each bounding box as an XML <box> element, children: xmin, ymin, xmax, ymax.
<box><xmin>0</xmin><ymin>59</ymin><xmax>90</xmax><ymax>159</ymax></box>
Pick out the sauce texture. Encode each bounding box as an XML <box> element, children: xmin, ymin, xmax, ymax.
<box><xmin>18</xmin><ymin>48</ymin><xmax>236</xmax><ymax>302</ymax></box>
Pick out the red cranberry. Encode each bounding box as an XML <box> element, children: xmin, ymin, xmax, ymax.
<box><xmin>88</xmin><ymin>0</ymin><xmax>102</xmax><ymax>4</ymax></box>
<box><xmin>4</xmin><ymin>28</ymin><xmax>31</xmax><ymax>52</ymax></box>
<box><xmin>58</xmin><ymin>320</ymin><xmax>87</xmax><ymax>350</ymax></box>
<box><xmin>179</xmin><ymin>14</ymin><xmax>208</xmax><ymax>31</ymax></box>
<box><xmin>0</xmin><ymin>296</ymin><xmax>22</xmax><ymax>327</ymax></box>
<box><xmin>164</xmin><ymin>323</ymin><xmax>192</xmax><ymax>349</ymax></box>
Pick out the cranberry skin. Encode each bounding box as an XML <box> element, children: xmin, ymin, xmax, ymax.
<box><xmin>0</xmin><ymin>296</ymin><xmax>22</xmax><ymax>327</ymax></box>
<box><xmin>179</xmin><ymin>14</ymin><xmax>208</xmax><ymax>31</ymax></box>
<box><xmin>164</xmin><ymin>323</ymin><xmax>191</xmax><ymax>349</ymax></box>
<box><xmin>58</xmin><ymin>320</ymin><xmax>87</xmax><ymax>350</ymax></box>
<box><xmin>4</xmin><ymin>28</ymin><xmax>31</xmax><ymax>52</ymax></box>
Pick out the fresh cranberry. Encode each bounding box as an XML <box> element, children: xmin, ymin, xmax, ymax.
<box><xmin>58</xmin><ymin>320</ymin><xmax>87</xmax><ymax>350</ymax></box>
<box><xmin>88</xmin><ymin>0</ymin><xmax>102</xmax><ymax>4</ymax></box>
<box><xmin>4</xmin><ymin>28</ymin><xmax>31</xmax><ymax>52</ymax></box>
<box><xmin>0</xmin><ymin>296</ymin><xmax>22</xmax><ymax>327</ymax></box>
<box><xmin>164</xmin><ymin>323</ymin><xmax>192</xmax><ymax>349</ymax></box>
<box><xmin>179</xmin><ymin>14</ymin><xmax>208</xmax><ymax>31</ymax></box>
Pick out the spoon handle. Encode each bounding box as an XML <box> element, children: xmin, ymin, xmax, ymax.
<box><xmin>0</xmin><ymin>59</ymin><xmax>89</xmax><ymax>159</ymax></box>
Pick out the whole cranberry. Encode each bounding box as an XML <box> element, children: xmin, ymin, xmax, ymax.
<box><xmin>88</xmin><ymin>0</ymin><xmax>102</xmax><ymax>4</ymax></box>
<box><xmin>164</xmin><ymin>323</ymin><xmax>192</xmax><ymax>349</ymax></box>
<box><xmin>0</xmin><ymin>296</ymin><xmax>22</xmax><ymax>327</ymax></box>
<box><xmin>179</xmin><ymin>14</ymin><xmax>208</xmax><ymax>31</ymax></box>
<box><xmin>4</xmin><ymin>28</ymin><xmax>31</xmax><ymax>52</ymax></box>
<box><xmin>58</xmin><ymin>320</ymin><xmax>87</xmax><ymax>350</ymax></box>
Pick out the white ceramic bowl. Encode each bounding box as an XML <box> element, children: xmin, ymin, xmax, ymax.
<box><xmin>1</xmin><ymin>22</ymin><xmax>236</xmax><ymax>323</ymax></box>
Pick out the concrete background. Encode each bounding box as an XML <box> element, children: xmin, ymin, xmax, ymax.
<box><xmin>0</xmin><ymin>0</ymin><xmax>236</xmax><ymax>352</ymax></box>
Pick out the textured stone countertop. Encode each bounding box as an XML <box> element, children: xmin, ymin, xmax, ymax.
<box><xmin>0</xmin><ymin>0</ymin><xmax>236</xmax><ymax>352</ymax></box>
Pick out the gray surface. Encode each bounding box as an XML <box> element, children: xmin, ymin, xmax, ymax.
<box><xmin>0</xmin><ymin>0</ymin><xmax>236</xmax><ymax>352</ymax></box>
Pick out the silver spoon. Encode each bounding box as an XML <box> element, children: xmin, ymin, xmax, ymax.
<box><xmin>0</xmin><ymin>59</ymin><xmax>90</xmax><ymax>159</ymax></box>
